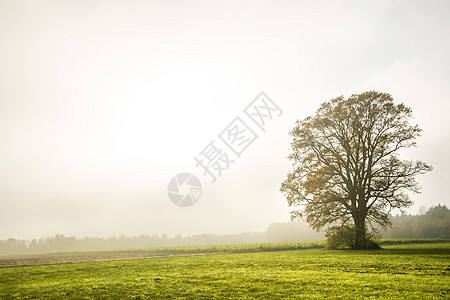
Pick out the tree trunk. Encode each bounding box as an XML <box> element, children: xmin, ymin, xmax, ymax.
<box><xmin>353</xmin><ymin>213</ymin><xmax>366</xmax><ymax>249</ymax></box>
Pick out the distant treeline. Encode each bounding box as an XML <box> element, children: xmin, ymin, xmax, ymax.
<box><xmin>379</xmin><ymin>204</ymin><xmax>449</xmax><ymax>239</ymax></box>
<box><xmin>0</xmin><ymin>222</ymin><xmax>323</xmax><ymax>255</ymax></box>
<box><xmin>1</xmin><ymin>205</ymin><xmax>448</xmax><ymax>255</ymax></box>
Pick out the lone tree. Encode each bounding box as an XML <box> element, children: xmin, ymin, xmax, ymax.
<box><xmin>280</xmin><ymin>91</ymin><xmax>432</xmax><ymax>249</ymax></box>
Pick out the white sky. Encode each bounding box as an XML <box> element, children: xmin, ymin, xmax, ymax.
<box><xmin>1</xmin><ymin>0</ymin><xmax>449</xmax><ymax>239</ymax></box>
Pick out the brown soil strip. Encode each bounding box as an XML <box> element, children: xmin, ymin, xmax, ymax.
<box><xmin>0</xmin><ymin>252</ymin><xmax>185</xmax><ymax>267</ymax></box>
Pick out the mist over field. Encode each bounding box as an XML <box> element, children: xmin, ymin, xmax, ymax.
<box><xmin>1</xmin><ymin>0</ymin><xmax>450</xmax><ymax>242</ymax></box>
<box><xmin>1</xmin><ymin>2</ymin><xmax>449</xmax><ymax>299</ymax></box>
<box><xmin>1</xmin><ymin>205</ymin><xmax>448</xmax><ymax>255</ymax></box>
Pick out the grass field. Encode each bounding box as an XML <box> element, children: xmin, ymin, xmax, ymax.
<box><xmin>0</xmin><ymin>241</ymin><xmax>449</xmax><ymax>299</ymax></box>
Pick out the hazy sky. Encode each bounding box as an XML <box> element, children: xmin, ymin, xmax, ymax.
<box><xmin>1</xmin><ymin>0</ymin><xmax>449</xmax><ymax>240</ymax></box>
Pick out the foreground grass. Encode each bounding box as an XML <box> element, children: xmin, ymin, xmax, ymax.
<box><xmin>0</xmin><ymin>243</ymin><xmax>448</xmax><ymax>299</ymax></box>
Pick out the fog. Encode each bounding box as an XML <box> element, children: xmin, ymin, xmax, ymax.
<box><xmin>1</xmin><ymin>0</ymin><xmax>449</xmax><ymax>240</ymax></box>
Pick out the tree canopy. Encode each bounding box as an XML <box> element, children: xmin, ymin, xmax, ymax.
<box><xmin>280</xmin><ymin>91</ymin><xmax>432</xmax><ymax>249</ymax></box>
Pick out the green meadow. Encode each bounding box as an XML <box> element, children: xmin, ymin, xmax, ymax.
<box><xmin>0</xmin><ymin>241</ymin><xmax>448</xmax><ymax>299</ymax></box>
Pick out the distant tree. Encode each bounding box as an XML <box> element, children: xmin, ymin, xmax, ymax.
<box><xmin>281</xmin><ymin>91</ymin><xmax>432</xmax><ymax>249</ymax></box>
<box><xmin>416</xmin><ymin>204</ymin><xmax>450</xmax><ymax>238</ymax></box>
<box><xmin>383</xmin><ymin>204</ymin><xmax>450</xmax><ymax>239</ymax></box>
